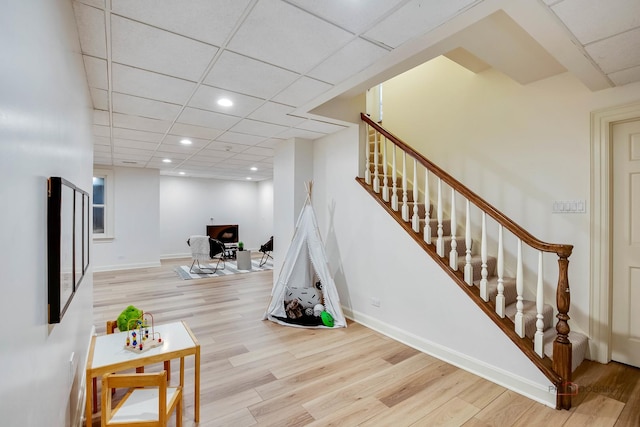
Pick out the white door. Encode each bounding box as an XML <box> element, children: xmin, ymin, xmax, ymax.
<box><xmin>612</xmin><ymin>119</ymin><xmax>640</xmax><ymax>367</ymax></box>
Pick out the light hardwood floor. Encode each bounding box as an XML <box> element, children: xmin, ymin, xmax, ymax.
<box><xmin>90</xmin><ymin>257</ymin><xmax>640</xmax><ymax>426</ymax></box>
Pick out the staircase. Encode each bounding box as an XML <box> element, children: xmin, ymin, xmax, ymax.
<box><xmin>359</xmin><ymin>113</ymin><xmax>588</xmax><ymax>409</ymax></box>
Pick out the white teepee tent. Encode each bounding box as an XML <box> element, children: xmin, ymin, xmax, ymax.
<box><xmin>263</xmin><ymin>183</ymin><xmax>346</xmax><ymax>328</ymax></box>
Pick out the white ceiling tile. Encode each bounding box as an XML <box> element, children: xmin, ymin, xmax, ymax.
<box><xmin>256</xmin><ymin>138</ymin><xmax>286</xmax><ymax>149</ymax></box>
<box><xmin>111</xmin><ymin>15</ymin><xmax>218</xmax><ymax>81</ymax></box>
<box><xmin>153</xmin><ymin>151</ymin><xmax>190</xmax><ymax>161</ymax></box>
<box><xmin>609</xmin><ymin>65</ymin><xmax>640</xmax><ymax>86</ymax></box>
<box><xmin>113</xmin><ymin>139</ymin><xmax>158</xmax><ymax>150</ymax></box>
<box><xmin>241</xmin><ymin>146</ymin><xmax>274</xmax><ymax>157</ymax></box>
<box><xmin>163</xmin><ymin>134</ymin><xmax>210</xmax><ymax>148</ymax></box>
<box><xmin>155</xmin><ymin>143</ymin><xmax>199</xmax><ymax>155</ymax></box>
<box><xmin>90</xmin><ymin>88</ymin><xmax>109</xmax><ymax>110</ymax></box>
<box><xmin>83</xmin><ymin>55</ymin><xmax>108</xmax><ymax>89</ymax></box>
<box><xmin>111</xmin><ymin>113</ymin><xmax>172</xmax><ymax>134</ymax></box>
<box><xmin>112</xmin><ymin>127</ymin><xmax>164</xmax><ymax>143</ymax></box>
<box><xmin>205</xmin><ymin>140</ymin><xmax>250</xmax><ymax>153</ymax></box>
<box><xmin>585</xmin><ymin>27</ymin><xmax>640</xmax><ymax>73</ymax></box>
<box><xmin>75</xmin><ymin>0</ymin><xmax>105</xmax><ymax>8</ymax></box>
<box><xmin>286</xmin><ymin>0</ymin><xmax>407</xmax><ymax>34</ymax></box>
<box><xmin>216</xmin><ymin>131</ymin><xmax>266</xmax><ymax>146</ymax></box>
<box><xmin>93</xmin><ymin>110</ymin><xmax>109</xmax><ymax>126</ymax></box>
<box><xmin>229</xmin><ymin>119</ymin><xmax>289</xmax><ymax>138</ymax></box>
<box><xmin>178</xmin><ymin>107</ymin><xmax>241</xmax><ymax>129</ymax></box>
<box><xmin>169</xmin><ymin>123</ymin><xmax>222</xmax><ymax>140</ymax></box>
<box><xmin>271</xmin><ymin>76</ymin><xmax>332</xmax><ymax>107</ymax></box>
<box><xmin>197</xmin><ymin>148</ymin><xmax>235</xmax><ymax>160</ymax></box>
<box><xmin>364</xmin><ymin>0</ymin><xmax>477</xmax><ymax>48</ymax></box>
<box><xmin>550</xmin><ymin>0</ymin><xmax>640</xmax><ymax>45</ymax></box>
<box><xmin>111</xmin><ymin>0</ymin><xmax>251</xmax><ymax>46</ymax></box>
<box><xmin>228</xmin><ymin>0</ymin><xmax>353</xmax><ymax>73</ymax></box>
<box><xmin>307</xmin><ymin>38</ymin><xmax>389</xmax><ymax>84</ymax></box>
<box><xmin>93</xmin><ymin>124</ymin><xmax>110</xmax><ymax>137</ymax></box>
<box><xmin>113</xmin><ymin>160</ymin><xmax>146</xmax><ymax>167</ymax></box>
<box><xmin>204</xmin><ymin>51</ymin><xmax>299</xmax><ymax>99</ymax></box>
<box><xmin>217</xmin><ymin>158</ymin><xmax>254</xmax><ymax>167</ymax></box>
<box><xmin>112</xmin><ymin>63</ymin><xmax>196</xmax><ymax>105</ymax></box>
<box><xmin>94</xmin><ymin>144</ymin><xmax>111</xmax><ymax>153</ymax></box>
<box><xmin>94</xmin><ymin>157</ymin><xmax>113</xmax><ymax>165</ymax></box>
<box><xmin>277</xmin><ymin>128</ymin><xmax>325</xmax><ymax>140</ymax></box>
<box><xmin>112</xmin><ymin>92</ymin><xmax>181</xmax><ymax>121</ymax></box>
<box><xmin>229</xmin><ymin>153</ymin><xmax>267</xmax><ymax>162</ymax></box>
<box><xmin>248</xmin><ymin>102</ymin><xmax>307</xmax><ymax>127</ymax></box>
<box><xmin>296</xmin><ymin>119</ymin><xmax>346</xmax><ymax>134</ymax></box>
<box><xmin>93</xmin><ymin>136</ymin><xmax>111</xmax><ymax>146</ymax></box>
<box><xmin>112</xmin><ymin>147</ymin><xmax>154</xmax><ymax>158</ymax></box>
<box><xmin>188</xmin><ymin>85</ymin><xmax>264</xmax><ymax>116</ymax></box>
<box><xmin>73</xmin><ymin>2</ymin><xmax>106</xmax><ymax>58</ymax></box>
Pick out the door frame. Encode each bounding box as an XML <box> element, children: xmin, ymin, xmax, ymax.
<box><xmin>590</xmin><ymin>101</ymin><xmax>640</xmax><ymax>363</ymax></box>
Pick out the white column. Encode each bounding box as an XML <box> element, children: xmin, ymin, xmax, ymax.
<box><xmin>449</xmin><ymin>188</ymin><xmax>458</xmax><ymax>270</ymax></box>
<box><xmin>534</xmin><ymin>251</ymin><xmax>545</xmax><ymax>357</ymax></box>
<box><xmin>480</xmin><ymin>212</ymin><xmax>488</xmax><ymax>301</ymax></box>
<box><xmin>391</xmin><ymin>145</ymin><xmax>398</xmax><ymax>211</ymax></box>
<box><xmin>436</xmin><ymin>178</ymin><xmax>444</xmax><ymax>257</ymax></box>
<box><xmin>495</xmin><ymin>225</ymin><xmax>505</xmax><ymax>318</ymax></box>
<box><xmin>381</xmin><ymin>136</ymin><xmax>389</xmax><ymax>202</ymax></box>
<box><xmin>373</xmin><ymin>131</ymin><xmax>380</xmax><ymax>193</ymax></box>
<box><xmin>401</xmin><ymin>151</ymin><xmax>409</xmax><ymax>221</ymax></box>
<box><xmin>423</xmin><ymin>169</ymin><xmax>431</xmax><ymax>244</ymax></box>
<box><xmin>515</xmin><ymin>239</ymin><xmax>525</xmax><ymax>338</ymax></box>
<box><xmin>464</xmin><ymin>200</ymin><xmax>473</xmax><ymax>285</ymax></box>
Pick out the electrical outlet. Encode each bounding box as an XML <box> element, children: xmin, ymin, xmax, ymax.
<box><xmin>370</xmin><ymin>297</ymin><xmax>380</xmax><ymax>307</ymax></box>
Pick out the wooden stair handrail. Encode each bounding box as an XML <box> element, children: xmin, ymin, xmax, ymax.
<box><xmin>362</xmin><ymin>113</ymin><xmax>575</xmax><ymax>409</ymax></box>
<box><xmin>362</xmin><ymin>113</ymin><xmax>573</xmax><ymax>258</ymax></box>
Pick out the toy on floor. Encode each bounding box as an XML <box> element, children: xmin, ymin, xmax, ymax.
<box><xmin>123</xmin><ymin>311</ymin><xmax>163</xmax><ymax>353</ymax></box>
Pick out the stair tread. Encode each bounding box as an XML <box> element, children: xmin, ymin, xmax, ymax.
<box><xmin>543</xmin><ymin>329</ymin><xmax>589</xmax><ymax>372</ymax></box>
<box><xmin>504</xmin><ymin>300</ymin><xmax>554</xmax><ymax>339</ymax></box>
<box><xmin>472</xmin><ymin>276</ymin><xmax>517</xmax><ymax>305</ymax></box>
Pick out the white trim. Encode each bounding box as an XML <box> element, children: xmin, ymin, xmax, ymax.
<box><xmin>589</xmin><ymin>101</ymin><xmax>640</xmax><ymax>364</ymax></box>
<box><xmin>343</xmin><ymin>307</ymin><xmax>556</xmax><ymax>409</ymax></box>
<box><xmin>77</xmin><ymin>325</ymin><xmax>96</xmax><ymax>427</ymax></box>
<box><xmin>93</xmin><ymin>261</ymin><xmax>161</xmax><ymax>272</ymax></box>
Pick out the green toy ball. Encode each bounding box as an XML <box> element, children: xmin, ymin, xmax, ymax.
<box><xmin>320</xmin><ymin>311</ymin><xmax>334</xmax><ymax>327</ymax></box>
<box><xmin>117</xmin><ymin>305</ymin><xmax>142</xmax><ymax>332</ymax></box>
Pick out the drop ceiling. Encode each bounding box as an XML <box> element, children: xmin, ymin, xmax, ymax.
<box><xmin>73</xmin><ymin>0</ymin><xmax>640</xmax><ymax>181</ymax></box>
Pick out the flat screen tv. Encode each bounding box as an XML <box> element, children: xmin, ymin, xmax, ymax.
<box><xmin>206</xmin><ymin>224</ymin><xmax>239</xmax><ymax>244</ymax></box>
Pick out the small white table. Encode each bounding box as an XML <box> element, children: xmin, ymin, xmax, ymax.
<box><xmin>236</xmin><ymin>250</ymin><xmax>252</xmax><ymax>270</ymax></box>
<box><xmin>85</xmin><ymin>321</ymin><xmax>200</xmax><ymax>424</ymax></box>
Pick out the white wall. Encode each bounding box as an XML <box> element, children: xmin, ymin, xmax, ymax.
<box><xmin>0</xmin><ymin>1</ymin><xmax>94</xmax><ymax>426</ymax></box>
<box><xmin>93</xmin><ymin>167</ymin><xmax>160</xmax><ymax>271</ymax></box>
<box><xmin>159</xmin><ymin>176</ymin><xmax>270</xmax><ymax>258</ymax></box>
<box><xmin>380</xmin><ymin>56</ymin><xmax>640</xmax><ymax>335</ymax></box>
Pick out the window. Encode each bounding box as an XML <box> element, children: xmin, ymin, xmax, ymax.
<box><xmin>93</xmin><ymin>169</ymin><xmax>114</xmax><ymax>239</ymax></box>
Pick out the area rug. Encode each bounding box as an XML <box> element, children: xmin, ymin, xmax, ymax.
<box><xmin>174</xmin><ymin>259</ymin><xmax>273</xmax><ymax>280</ymax></box>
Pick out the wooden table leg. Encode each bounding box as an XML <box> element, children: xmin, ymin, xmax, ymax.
<box><xmin>85</xmin><ymin>370</ymin><xmax>93</xmax><ymax>426</ymax></box>
<box><xmin>195</xmin><ymin>345</ymin><xmax>200</xmax><ymax>422</ymax></box>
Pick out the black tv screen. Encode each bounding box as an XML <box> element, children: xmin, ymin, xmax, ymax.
<box><xmin>206</xmin><ymin>224</ymin><xmax>239</xmax><ymax>244</ymax></box>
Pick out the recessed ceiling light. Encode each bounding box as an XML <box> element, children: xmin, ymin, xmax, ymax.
<box><xmin>179</xmin><ymin>171</ymin><xmax>185</xmax><ymax>175</ymax></box>
<box><xmin>217</xmin><ymin>98</ymin><xmax>233</xmax><ymax>107</ymax></box>
<box><xmin>180</xmin><ymin>139</ymin><xmax>192</xmax><ymax>145</ymax></box>
<box><xmin>246</xmin><ymin>177</ymin><xmax>252</xmax><ymax>180</ymax></box>
<box><xmin>162</xmin><ymin>158</ymin><xmax>172</xmax><ymax>163</ymax></box>
<box><xmin>250</xmin><ymin>166</ymin><xmax>258</xmax><ymax>171</ymax></box>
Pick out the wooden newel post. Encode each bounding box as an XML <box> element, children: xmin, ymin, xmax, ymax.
<box><xmin>553</xmin><ymin>249</ymin><xmax>573</xmax><ymax>410</ymax></box>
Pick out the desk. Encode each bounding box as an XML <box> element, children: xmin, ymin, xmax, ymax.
<box><xmin>85</xmin><ymin>321</ymin><xmax>200</xmax><ymax>424</ymax></box>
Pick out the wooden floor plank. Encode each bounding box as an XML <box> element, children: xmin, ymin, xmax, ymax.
<box><xmin>89</xmin><ymin>257</ymin><xmax>640</xmax><ymax>426</ymax></box>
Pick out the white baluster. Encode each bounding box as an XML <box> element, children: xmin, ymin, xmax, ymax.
<box><xmin>364</xmin><ymin>124</ymin><xmax>371</xmax><ymax>185</ymax></box>
<box><xmin>449</xmin><ymin>189</ymin><xmax>458</xmax><ymax>270</ymax></box>
<box><xmin>401</xmin><ymin>151</ymin><xmax>409</xmax><ymax>221</ymax></box>
<box><xmin>436</xmin><ymin>179</ymin><xmax>444</xmax><ymax>257</ymax></box>
<box><xmin>495</xmin><ymin>225</ymin><xmax>505</xmax><ymax>318</ymax></box>
<box><xmin>464</xmin><ymin>200</ymin><xmax>472</xmax><ymax>285</ymax></box>
<box><xmin>423</xmin><ymin>169</ymin><xmax>431</xmax><ymax>244</ymax></box>
<box><xmin>534</xmin><ymin>251</ymin><xmax>545</xmax><ymax>357</ymax></box>
<box><xmin>391</xmin><ymin>145</ymin><xmax>398</xmax><ymax>211</ymax></box>
<box><xmin>480</xmin><ymin>212</ymin><xmax>488</xmax><ymax>301</ymax></box>
<box><xmin>515</xmin><ymin>239</ymin><xmax>525</xmax><ymax>338</ymax></box>
<box><xmin>381</xmin><ymin>137</ymin><xmax>389</xmax><ymax>202</ymax></box>
<box><xmin>373</xmin><ymin>131</ymin><xmax>380</xmax><ymax>193</ymax></box>
<box><xmin>412</xmin><ymin>159</ymin><xmax>419</xmax><ymax>232</ymax></box>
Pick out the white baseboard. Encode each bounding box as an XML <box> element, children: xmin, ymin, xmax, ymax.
<box><xmin>93</xmin><ymin>261</ymin><xmax>161</xmax><ymax>272</ymax></box>
<box><xmin>161</xmin><ymin>252</ymin><xmax>191</xmax><ymax>260</ymax></box>
<box><xmin>343</xmin><ymin>307</ymin><xmax>556</xmax><ymax>409</ymax></box>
